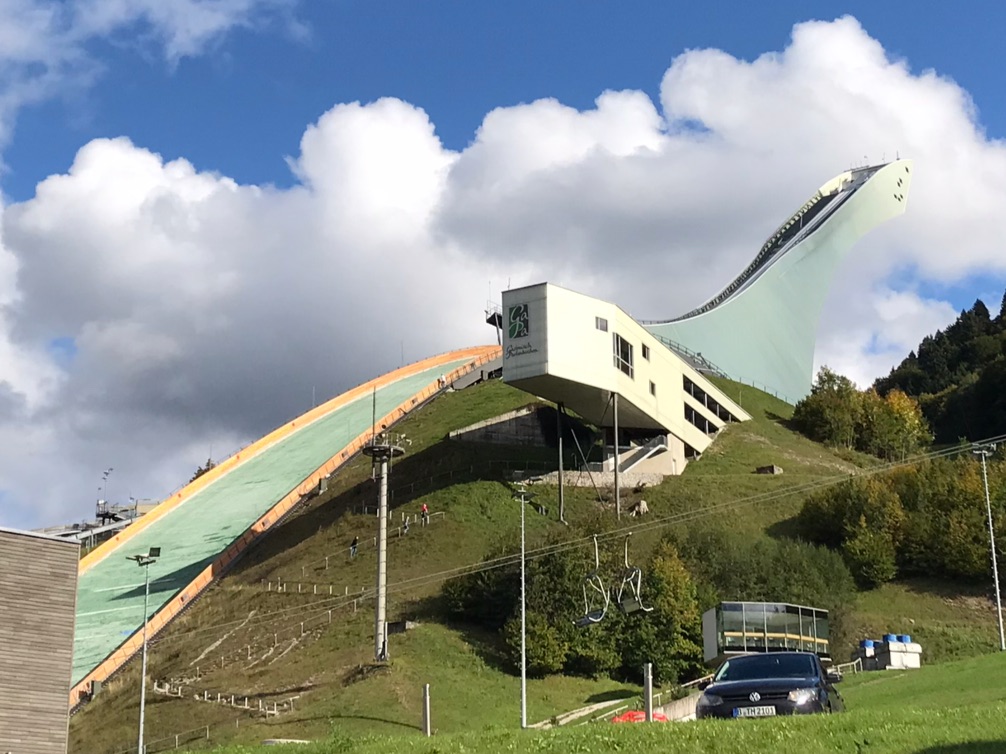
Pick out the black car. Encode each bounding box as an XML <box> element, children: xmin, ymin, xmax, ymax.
<box><xmin>695</xmin><ymin>651</ymin><xmax>844</xmax><ymax>719</ymax></box>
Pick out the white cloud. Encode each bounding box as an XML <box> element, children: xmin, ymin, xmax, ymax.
<box><xmin>0</xmin><ymin>0</ymin><xmax>299</xmax><ymax>145</ymax></box>
<box><xmin>3</xmin><ymin>15</ymin><xmax>1006</xmax><ymax>529</ymax></box>
<box><xmin>816</xmin><ymin>285</ymin><xmax>959</xmax><ymax>389</ymax></box>
<box><xmin>72</xmin><ymin>0</ymin><xmax>302</xmax><ymax>63</ymax></box>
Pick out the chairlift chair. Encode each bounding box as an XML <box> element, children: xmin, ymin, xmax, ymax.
<box><xmin>616</xmin><ymin>534</ymin><xmax>653</xmax><ymax>615</ymax></box>
<box><xmin>574</xmin><ymin>536</ymin><xmax>610</xmax><ymax>627</ymax></box>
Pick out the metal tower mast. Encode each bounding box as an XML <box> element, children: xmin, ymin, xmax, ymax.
<box><xmin>363</xmin><ymin>431</ymin><xmax>405</xmax><ymax>662</ymax></box>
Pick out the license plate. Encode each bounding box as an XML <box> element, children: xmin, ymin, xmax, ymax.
<box><xmin>734</xmin><ymin>706</ymin><xmax>776</xmax><ymax>718</ymax></box>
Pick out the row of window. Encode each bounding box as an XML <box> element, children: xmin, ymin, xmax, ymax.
<box><xmin>684</xmin><ymin>376</ymin><xmax>739</xmax><ymax>423</ymax></box>
<box><xmin>598</xmin><ymin>318</ymin><xmax>735</xmax><ymax>434</ymax></box>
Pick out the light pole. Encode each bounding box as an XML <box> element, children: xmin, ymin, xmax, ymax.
<box><xmin>363</xmin><ymin>431</ymin><xmax>405</xmax><ymax>662</ymax></box>
<box><xmin>513</xmin><ymin>485</ymin><xmax>532</xmax><ymax>729</ymax></box>
<box><xmin>100</xmin><ymin>467</ymin><xmax>113</xmax><ymax>504</ymax></box>
<box><xmin>127</xmin><ymin>547</ymin><xmax>161</xmax><ymax>754</ymax></box>
<box><xmin>974</xmin><ymin>443</ymin><xmax>1005</xmax><ymax>651</ymax></box>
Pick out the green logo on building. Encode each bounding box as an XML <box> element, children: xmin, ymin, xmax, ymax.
<box><xmin>508</xmin><ymin>304</ymin><xmax>529</xmax><ymax>339</ymax></box>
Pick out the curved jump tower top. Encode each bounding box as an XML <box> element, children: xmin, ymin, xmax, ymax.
<box><xmin>644</xmin><ymin>159</ymin><xmax>913</xmax><ymax>403</ymax></box>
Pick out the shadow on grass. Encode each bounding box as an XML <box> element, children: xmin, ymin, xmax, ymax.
<box><xmin>585</xmin><ymin>689</ymin><xmax>636</xmax><ymax>703</ymax></box>
<box><xmin>397</xmin><ymin>594</ymin><xmax>518</xmax><ymax>676</ymax></box>
<box><xmin>766</xmin><ymin>411</ymin><xmax>796</xmax><ymax>430</ymax></box>
<box><xmin>233</xmin><ymin>438</ymin><xmax>562</xmax><ymax>577</ymax></box>
<box><xmin>914</xmin><ymin>744</ymin><xmax>1006</xmax><ymax>753</ymax></box>
<box><xmin>764</xmin><ymin>515</ymin><xmax>804</xmax><ymax>541</ymax></box>
<box><xmin>327</xmin><ymin>714</ymin><xmax>421</xmax><ymax>731</ymax></box>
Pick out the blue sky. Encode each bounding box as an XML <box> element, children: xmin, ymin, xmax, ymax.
<box><xmin>8</xmin><ymin>1</ymin><xmax>1006</xmax><ymax>206</ymax></box>
<box><xmin>3</xmin><ymin>1</ymin><xmax>1006</xmax><ymax>529</ymax></box>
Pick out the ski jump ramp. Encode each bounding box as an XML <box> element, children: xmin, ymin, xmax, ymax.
<box><xmin>70</xmin><ymin>346</ymin><xmax>499</xmax><ymax>706</ymax></box>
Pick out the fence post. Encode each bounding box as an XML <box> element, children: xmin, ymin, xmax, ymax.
<box><xmin>422</xmin><ymin>683</ymin><xmax>432</xmax><ymax>736</ymax></box>
<box><xmin>325</xmin><ymin>556</ymin><xmax>329</xmax><ymax>571</ymax></box>
<box><xmin>644</xmin><ymin>663</ymin><xmax>653</xmax><ymax>723</ymax></box>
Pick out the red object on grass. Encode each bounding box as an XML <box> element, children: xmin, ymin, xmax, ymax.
<box><xmin>611</xmin><ymin>710</ymin><xmax>669</xmax><ymax>723</ymax></box>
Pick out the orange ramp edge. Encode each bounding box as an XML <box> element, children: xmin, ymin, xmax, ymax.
<box><xmin>70</xmin><ymin>345</ymin><xmax>500</xmax><ymax>707</ymax></box>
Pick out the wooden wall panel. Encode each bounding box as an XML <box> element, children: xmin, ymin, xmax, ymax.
<box><xmin>0</xmin><ymin>529</ymin><xmax>79</xmax><ymax>754</ymax></box>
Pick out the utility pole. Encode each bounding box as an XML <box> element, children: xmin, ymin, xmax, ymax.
<box><xmin>364</xmin><ymin>431</ymin><xmax>405</xmax><ymax>662</ymax></box>
<box><xmin>974</xmin><ymin>443</ymin><xmax>1005</xmax><ymax>651</ymax></box>
<box><xmin>513</xmin><ymin>485</ymin><xmax>533</xmax><ymax>728</ymax></box>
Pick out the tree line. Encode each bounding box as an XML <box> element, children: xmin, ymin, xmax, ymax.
<box><xmin>795</xmin><ymin>455</ymin><xmax>1004</xmax><ymax>589</ymax></box>
<box><xmin>791</xmin><ymin>367</ymin><xmax>931</xmax><ymax>460</ymax></box>
<box><xmin>875</xmin><ymin>296</ymin><xmax>1006</xmax><ymax>444</ymax></box>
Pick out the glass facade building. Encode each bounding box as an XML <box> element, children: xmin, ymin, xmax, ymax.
<box><xmin>702</xmin><ymin>601</ymin><xmax>830</xmax><ymax>663</ymax></box>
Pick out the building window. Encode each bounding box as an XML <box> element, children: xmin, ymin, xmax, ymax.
<box><xmin>683</xmin><ymin>376</ymin><xmax>739</xmax><ymax>423</ymax></box>
<box><xmin>595</xmin><ymin>317</ymin><xmax>608</xmax><ymax>332</ymax></box>
<box><xmin>649</xmin><ymin>381</ymin><xmax>656</xmax><ymax>396</ymax></box>
<box><xmin>613</xmin><ymin>333</ymin><xmax>634</xmax><ymax>378</ymax></box>
<box><xmin>642</xmin><ymin>344</ymin><xmax>650</xmax><ymax>361</ymax></box>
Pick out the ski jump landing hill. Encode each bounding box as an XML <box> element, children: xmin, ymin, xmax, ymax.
<box><xmin>69</xmin><ymin>346</ymin><xmax>499</xmax><ymax>708</ymax></box>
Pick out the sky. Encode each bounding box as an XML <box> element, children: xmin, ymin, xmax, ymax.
<box><xmin>2</xmin><ymin>1</ymin><xmax>1006</xmax><ymax>530</ymax></box>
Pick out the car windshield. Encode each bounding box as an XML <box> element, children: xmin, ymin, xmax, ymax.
<box><xmin>714</xmin><ymin>654</ymin><xmax>817</xmax><ymax>682</ymax></box>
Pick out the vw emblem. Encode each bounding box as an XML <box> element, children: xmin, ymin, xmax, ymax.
<box><xmin>749</xmin><ymin>691</ymin><xmax>761</xmax><ymax>703</ymax></box>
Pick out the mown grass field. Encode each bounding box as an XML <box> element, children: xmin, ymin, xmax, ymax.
<box><xmin>69</xmin><ymin>379</ymin><xmax>1001</xmax><ymax>753</ymax></box>
<box><xmin>208</xmin><ymin>653</ymin><xmax>1006</xmax><ymax>754</ymax></box>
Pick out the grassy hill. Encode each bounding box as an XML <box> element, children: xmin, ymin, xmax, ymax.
<box><xmin>68</xmin><ymin>378</ymin><xmax>1000</xmax><ymax>753</ymax></box>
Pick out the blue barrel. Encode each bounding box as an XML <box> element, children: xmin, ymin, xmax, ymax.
<box><xmin>899</xmin><ymin>634</ymin><xmax>912</xmax><ymax>643</ymax></box>
<box><xmin>860</xmin><ymin>639</ymin><xmax>875</xmax><ymax>648</ymax></box>
<box><xmin>883</xmin><ymin>633</ymin><xmax>897</xmax><ymax>643</ymax></box>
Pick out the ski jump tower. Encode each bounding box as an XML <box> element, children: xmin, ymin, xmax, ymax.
<box><xmin>644</xmin><ymin>160</ymin><xmax>913</xmax><ymax>403</ymax></box>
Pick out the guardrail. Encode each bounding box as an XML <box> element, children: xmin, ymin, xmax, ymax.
<box><xmin>581</xmin><ymin>673</ymin><xmax>713</xmax><ymax>724</ymax></box>
<box><xmin>834</xmin><ymin>657</ymin><xmax>863</xmax><ymax>675</ymax></box>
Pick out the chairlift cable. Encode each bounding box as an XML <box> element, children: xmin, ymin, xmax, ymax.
<box><xmin>114</xmin><ymin>433</ymin><xmax>1006</xmax><ymax>652</ymax></box>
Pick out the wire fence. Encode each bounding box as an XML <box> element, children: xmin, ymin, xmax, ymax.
<box><xmin>108</xmin><ymin>723</ymin><xmax>212</xmax><ymax>754</ymax></box>
<box><xmin>296</xmin><ymin>511</ymin><xmax>447</xmax><ymax>573</ymax></box>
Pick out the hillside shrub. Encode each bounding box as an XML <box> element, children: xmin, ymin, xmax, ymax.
<box><xmin>792</xmin><ymin>368</ymin><xmax>932</xmax><ymax>460</ymax></box>
<box><xmin>796</xmin><ymin>457</ymin><xmax>1006</xmax><ymax>586</ymax></box>
<box><xmin>442</xmin><ymin>530</ymin><xmax>704</xmax><ymax>685</ymax></box>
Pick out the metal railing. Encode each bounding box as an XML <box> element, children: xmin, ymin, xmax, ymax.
<box><xmin>580</xmin><ymin>673</ymin><xmax>713</xmax><ymax>724</ymax></box>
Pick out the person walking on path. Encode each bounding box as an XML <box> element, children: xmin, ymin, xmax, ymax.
<box><xmin>350</xmin><ymin>536</ymin><xmax>358</xmax><ymax>558</ymax></box>
<box><xmin>421</xmin><ymin>502</ymin><xmax>429</xmax><ymax>526</ymax></box>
